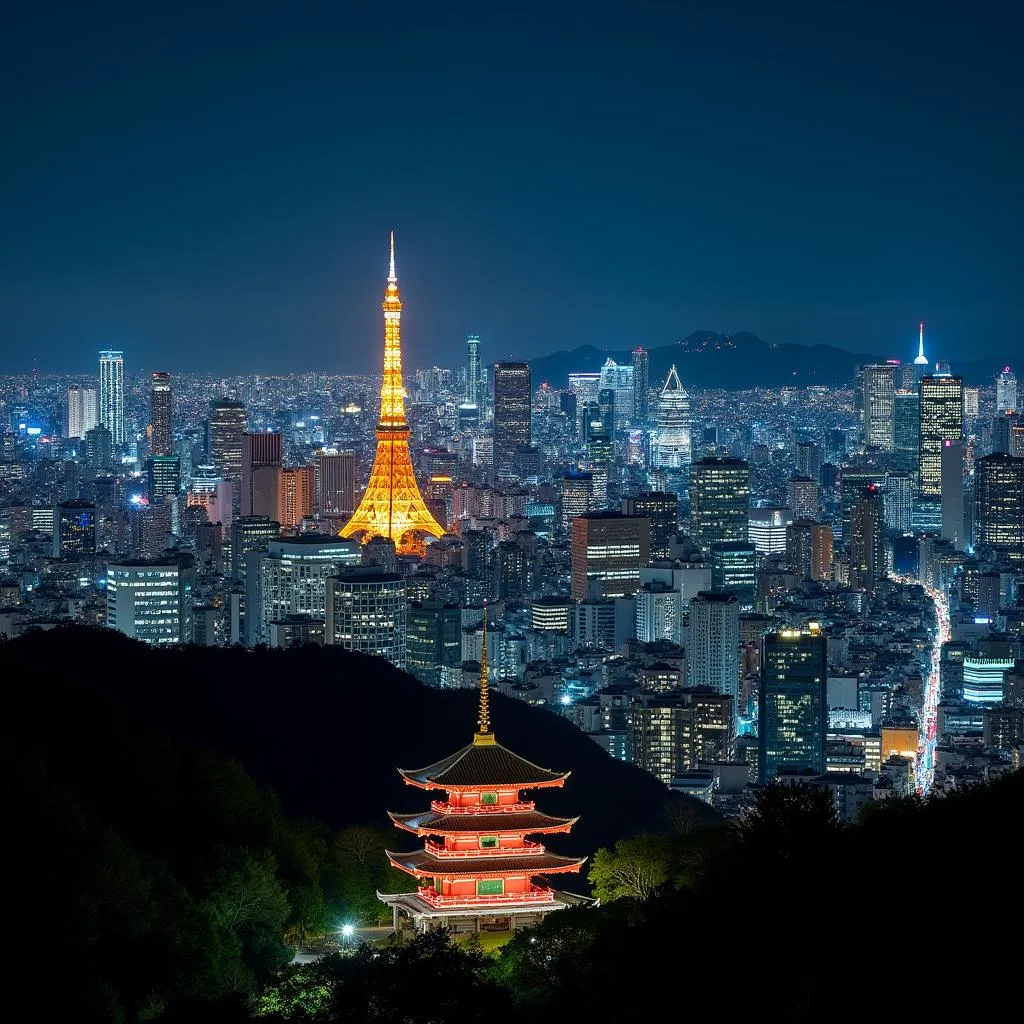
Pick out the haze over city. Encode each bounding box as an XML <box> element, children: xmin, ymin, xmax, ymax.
<box><xmin>3</xmin><ymin>0</ymin><xmax>1022</xmax><ymax>373</ymax></box>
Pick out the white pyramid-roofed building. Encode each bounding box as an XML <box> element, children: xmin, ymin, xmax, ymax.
<box><xmin>652</xmin><ymin>365</ymin><xmax>692</xmax><ymax>468</ymax></box>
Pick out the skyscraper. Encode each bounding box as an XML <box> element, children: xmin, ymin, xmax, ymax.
<box><xmin>710</xmin><ymin>541</ymin><xmax>757</xmax><ymax>611</ymax></box>
<box><xmin>689</xmin><ymin>458</ymin><xmax>751</xmax><ymax>553</ymax></box>
<box><xmin>787</xmin><ymin>475</ymin><xmax>818</xmax><ymax>520</ymax></box>
<box><xmin>341</xmin><ymin>234</ymin><xmax>445</xmax><ymax>555</ymax></box>
<box><xmin>105</xmin><ymin>555</ymin><xmax>195</xmax><ymax>645</ymax></box>
<box><xmin>974</xmin><ymin>453</ymin><xmax>1024</xmax><ymax>559</ymax></box>
<box><xmin>859</xmin><ymin>363</ymin><xmax>897</xmax><ymax>450</ymax></box>
<box><xmin>849</xmin><ymin>485</ymin><xmax>885</xmax><ymax>590</ymax></box>
<box><xmin>208</xmin><ymin>398</ymin><xmax>247</xmax><ymax>501</ymax></box>
<box><xmin>759</xmin><ymin>626</ymin><xmax>827</xmax><ymax>782</ymax></box>
<box><xmin>893</xmin><ymin>389</ymin><xmax>920</xmax><ymax>473</ymax></box>
<box><xmin>466</xmin><ymin>334</ymin><xmax>483</xmax><ymax>410</ymax></box>
<box><xmin>918</xmin><ymin>375</ymin><xmax>964</xmax><ymax>498</ymax></box>
<box><xmin>786</xmin><ymin>520</ymin><xmax>833</xmax><ymax>582</ymax></box>
<box><xmin>622</xmin><ymin>491</ymin><xmax>678</xmax><ymax>560</ymax></box>
<box><xmin>940</xmin><ymin>440</ymin><xmax>965</xmax><ymax>550</ymax></box>
<box><xmin>688</xmin><ymin>591</ymin><xmax>740</xmax><ymax>702</ymax></box>
<box><xmin>492</xmin><ymin>362</ymin><xmax>532</xmax><ymax>477</ymax></box>
<box><xmin>53</xmin><ymin>500</ymin><xmax>97</xmax><ymax>559</ymax></box>
<box><xmin>325</xmin><ymin>568</ymin><xmax>407</xmax><ymax>669</ymax></box>
<box><xmin>315</xmin><ymin>448</ymin><xmax>356</xmax><ymax>515</ymax></box>
<box><xmin>632</xmin><ymin>346</ymin><xmax>649</xmax><ymax>425</ymax></box>
<box><xmin>150</xmin><ymin>371</ymin><xmax>173</xmax><ymax>456</ymax></box>
<box><xmin>66</xmin><ymin>385</ymin><xmax>98</xmax><ymax>439</ymax></box>
<box><xmin>996</xmin><ymin>366</ymin><xmax>1018</xmax><ymax>414</ymax></box>
<box><xmin>651</xmin><ymin>365</ymin><xmax>692</xmax><ymax>468</ymax></box>
<box><xmin>242</xmin><ymin>431</ymin><xmax>283</xmax><ymax>517</ymax></box>
<box><xmin>98</xmin><ymin>350</ymin><xmax>125</xmax><ymax>447</ymax></box>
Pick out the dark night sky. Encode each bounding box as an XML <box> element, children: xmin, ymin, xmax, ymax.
<box><xmin>1</xmin><ymin>1</ymin><xmax>1021</xmax><ymax>374</ymax></box>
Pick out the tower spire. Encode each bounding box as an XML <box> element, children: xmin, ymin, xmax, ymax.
<box><xmin>919</xmin><ymin>321</ymin><xmax>925</xmax><ymax>359</ymax></box>
<box><xmin>389</xmin><ymin>230</ymin><xmax>397</xmax><ymax>283</ymax></box>
<box><xmin>474</xmin><ymin>603</ymin><xmax>495</xmax><ymax>745</ymax></box>
<box><xmin>914</xmin><ymin>320</ymin><xmax>929</xmax><ymax>367</ymax></box>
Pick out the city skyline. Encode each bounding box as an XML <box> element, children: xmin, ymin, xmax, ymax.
<box><xmin>3</xmin><ymin>2</ymin><xmax>1022</xmax><ymax>374</ymax></box>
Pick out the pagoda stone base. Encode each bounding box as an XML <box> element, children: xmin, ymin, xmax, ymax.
<box><xmin>378</xmin><ymin>890</ymin><xmax>593</xmax><ymax>941</ymax></box>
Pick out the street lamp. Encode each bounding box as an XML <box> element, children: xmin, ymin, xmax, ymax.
<box><xmin>340</xmin><ymin>923</ymin><xmax>355</xmax><ymax>942</ymax></box>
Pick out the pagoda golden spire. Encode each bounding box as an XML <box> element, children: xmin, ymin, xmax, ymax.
<box><xmin>340</xmin><ymin>233</ymin><xmax>446</xmax><ymax>556</ymax></box>
<box><xmin>474</xmin><ymin>604</ymin><xmax>495</xmax><ymax>745</ymax></box>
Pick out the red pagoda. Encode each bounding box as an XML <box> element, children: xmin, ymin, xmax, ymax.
<box><xmin>380</xmin><ymin>616</ymin><xmax>589</xmax><ymax>937</ymax></box>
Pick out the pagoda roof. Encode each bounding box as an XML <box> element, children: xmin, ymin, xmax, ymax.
<box><xmin>397</xmin><ymin>739</ymin><xmax>570</xmax><ymax>790</ymax></box>
<box><xmin>386</xmin><ymin>848</ymin><xmax>587</xmax><ymax>879</ymax></box>
<box><xmin>389</xmin><ymin>809</ymin><xmax>578</xmax><ymax>835</ymax></box>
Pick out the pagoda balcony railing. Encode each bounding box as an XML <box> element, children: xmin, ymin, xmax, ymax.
<box><xmin>430</xmin><ymin>800</ymin><xmax>536</xmax><ymax>814</ymax></box>
<box><xmin>423</xmin><ymin>839</ymin><xmax>545</xmax><ymax>858</ymax></box>
<box><xmin>416</xmin><ymin>884</ymin><xmax>554</xmax><ymax>908</ymax></box>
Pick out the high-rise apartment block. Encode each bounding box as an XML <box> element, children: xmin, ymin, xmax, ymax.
<box><xmin>278</xmin><ymin>466</ymin><xmax>315</xmax><ymax>530</ymax></box>
<box><xmin>849</xmin><ymin>485</ymin><xmax>885</xmax><ymax>591</ymax></box>
<box><xmin>67</xmin><ymin>385</ymin><xmax>99</xmax><ymax>439</ymax></box>
<box><xmin>99</xmin><ymin>350</ymin><xmax>125</xmax><ymax>447</ymax></box>
<box><xmin>688</xmin><ymin>591</ymin><xmax>740</xmax><ymax>702</ymax></box>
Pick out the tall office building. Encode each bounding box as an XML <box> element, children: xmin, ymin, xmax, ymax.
<box><xmin>53</xmin><ymin>500</ymin><xmax>97</xmax><ymax>559</ymax></box>
<box><xmin>150</xmin><ymin>372</ymin><xmax>172</xmax><ymax>456</ymax></box>
<box><xmin>325</xmin><ymin>568</ymin><xmax>407</xmax><ymax>669</ymax></box>
<box><xmin>974</xmin><ymin>453</ymin><xmax>1024</xmax><ymax>559</ymax></box>
<box><xmin>66</xmin><ymin>385</ymin><xmax>99</xmax><ymax>439</ymax></box>
<box><xmin>996</xmin><ymin>366</ymin><xmax>1018</xmax><ymax>414</ymax></box>
<box><xmin>688</xmin><ymin>591</ymin><xmax>740</xmax><ymax>702</ymax></box>
<box><xmin>252</xmin><ymin>536</ymin><xmax>361</xmax><ymax>645</ymax></box>
<box><xmin>230</xmin><ymin>515</ymin><xmax>280</xmax><ymax>582</ymax></box>
<box><xmin>651</xmin><ymin>365</ymin><xmax>692</xmax><ymax>468</ymax></box>
<box><xmin>208</xmin><ymin>398</ymin><xmax>247</xmax><ymax>500</ymax></box>
<box><xmin>560</xmin><ymin>470</ymin><xmax>594</xmax><ymax>530</ymax></box>
<box><xmin>689</xmin><ymin>457</ymin><xmax>751</xmax><ymax>553</ymax></box>
<box><xmin>147</xmin><ymin>455</ymin><xmax>181</xmax><ymax>501</ymax></box>
<box><xmin>98</xmin><ymin>350</ymin><xmax>125</xmax><ymax>447</ymax></box>
<box><xmin>710</xmin><ymin>541</ymin><xmax>756</xmax><ymax>611</ymax></box>
<box><xmin>466</xmin><ymin>335</ymin><xmax>483</xmax><ymax>410</ymax></box>
<box><xmin>839</xmin><ymin>467</ymin><xmax>886</xmax><ymax>544</ymax></box>
<box><xmin>859</xmin><ymin>363</ymin><xmax>897</xmax><ymax>450</ymax></box>
<box><xmin>759</xmin><ymin>626</ymin><xmax>827</xmax><ymax>782</ymax></box>
<box><xmin>406</xmin><ymin>600</ymin><xmax>463</xmax><ymax>686</ymax></box>
<box><xmin>940</xmin><ymin>441</ymin><xmax>965</xmax><ymax>550</ymax></box>
<box><xmin>787</xmin><ymin>475</ymin><xmax>818</xmax><ymax>520</ymax></box>
<box><xmin>883</xmin><ymin>473</ymin><xmax>914</xmax><ymax>533</ymax></box>
<box><xmin>278</xmin><ymin>466</ymin><xmax>315</xmax><ymax>529</ymax></box>
<box><xmin>918</xmin><ymin>375</ymin><xmax>964</xmax><ymax>498</ymax></box>
<box><xmin>632</xmin><ymin>346</ymin><xmax>650</xmax><ymax>425</ymax></box>
<box><xmin>492</xmin><ymin>362</ymin><xmax>531</xmax><ymax>477</ymax></box>
<box><xmin>635</xmin><ymin>582</ymin><xmax>682</xmax><ymax>645</ymax></box>
<box><xmin>570</xmin><ymin>512</ymin><xmax>650</xmax><ymax>600</ymax></box>
<box><xmin>786</xmin><ymin>520</ymin><xmax>833</xmax><ymax>582</ymax></box>
<box><xmin>242</xmin><ymin>432</ymin><xmax>283</xmax><ymax>517</ymax></box>
<box><xmin>599</xmin><ymin>358</ymin><xmax>635</xmax><ymax>431</ymax></box>
<box><xmin>849</xmin><ymin>485</ymin><xmax>885</xmax><ymax>591</ymax></box>
<box><xmin>748</xmin><ymin>507</ymin><xmax>793</xmax><ymax>555</ymax></box>
<box><xmin>315</xmin><ymin>448</ymin><xmax>356</xmax><ymax>515</ymax></box>
<box><xmin>893</xmin><ymin>389</ymin><xmax>920</xmax><ymax>473</ymax></box>
<box><xmin>84</xmin><ymin>424</ymin><xmax>113</xmax><ymax>471</ymax></box>
<box><xmin>105</xmin><ymin>555</ymin><xmax>195</xmax><ymax>645</ymax></box>
<box><xmin>622</xmin><ymin>491</ymin><xmax>678</xmax><ymax>560</ymax></box>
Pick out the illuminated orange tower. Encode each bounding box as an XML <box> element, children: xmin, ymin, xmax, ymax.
<box><xmin>341</xmin><ymin>233</ymin><xmax>445</xmax><ymax>556</ymax></box>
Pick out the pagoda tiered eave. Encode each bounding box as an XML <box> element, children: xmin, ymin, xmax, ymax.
<box><xmin>386</xmin><ymin>849</ymin><xmax>587</xmax><ymax>880</ymax></box>
<box><xmin>388</xmin><ymin>809</ymin><xmax>578</xmax><ymax>836</ymax></box>
<box><xmin>398</xmin><ymin>740</ymin><xmax>570</xmax><ymax>790</ymax></box>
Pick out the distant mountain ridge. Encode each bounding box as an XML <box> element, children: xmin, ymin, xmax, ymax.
<box><xmin>519</xmin><ymin>331</ymin><xmax>1005</xmax><ymax>390</ymax></box>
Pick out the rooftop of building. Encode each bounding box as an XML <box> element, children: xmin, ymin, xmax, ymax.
<box><xmin>398</xmin><ymin>739</ymin><xmax>570</xmax><ymax>790</ymax></box>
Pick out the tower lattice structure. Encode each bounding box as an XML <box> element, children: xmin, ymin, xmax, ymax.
<box><xmin>341</xmin><ymin>233</ymin><xmax>445</xmax><ymax>556</ymax></box>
